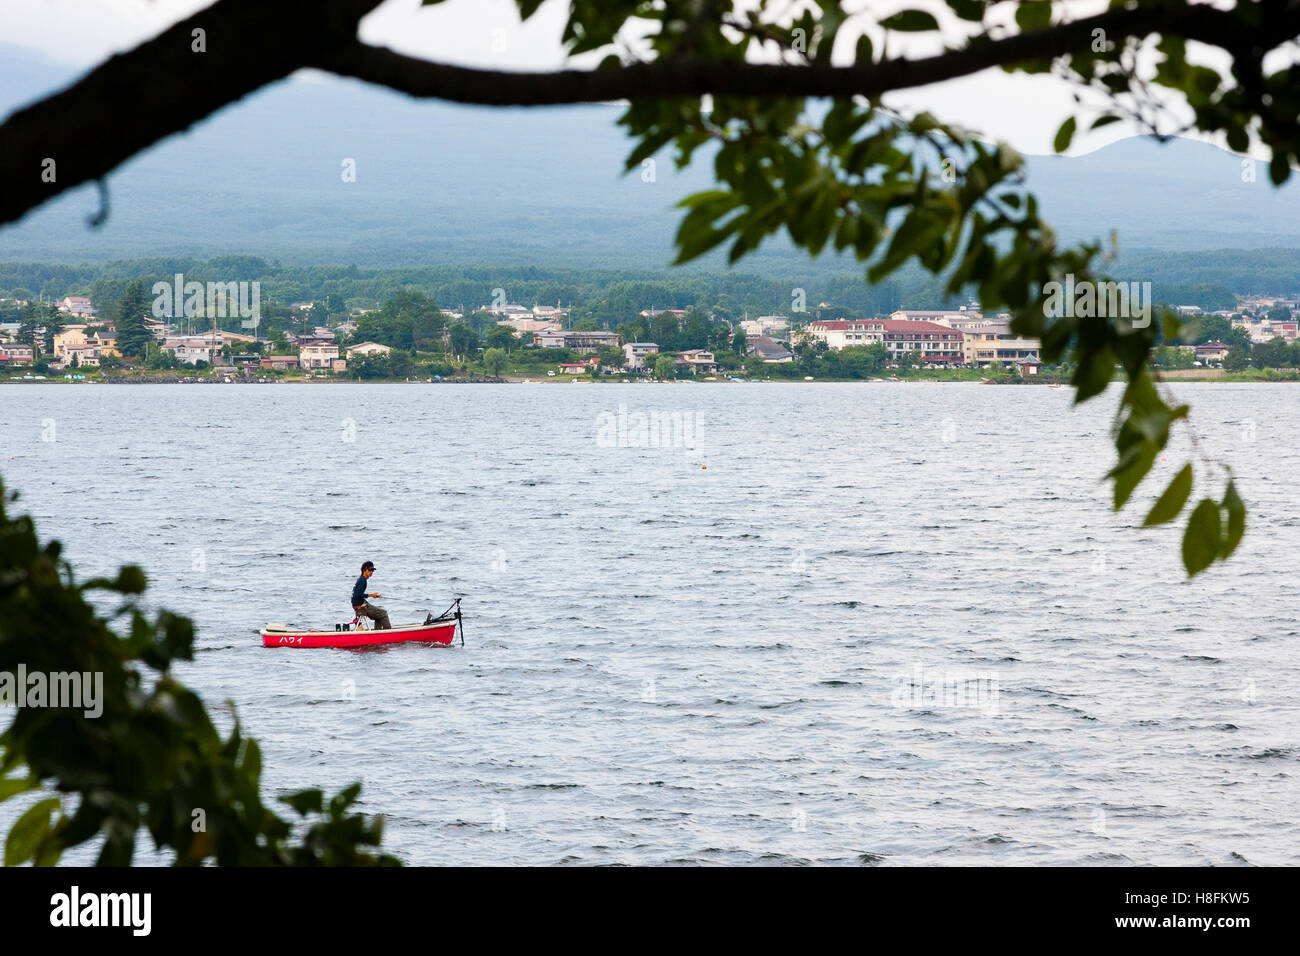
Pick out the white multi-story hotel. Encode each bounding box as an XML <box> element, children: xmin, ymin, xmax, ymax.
<box><xmin>801</xmin><ymin>319</ymin><xmax>966</xmax><ymax>363</ymax></box>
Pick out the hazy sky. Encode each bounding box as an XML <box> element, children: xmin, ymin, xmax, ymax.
<box><xmin>0</xmin><ymin>0</ymin><xmax>1208</xmax><ymax>156</ymax></box>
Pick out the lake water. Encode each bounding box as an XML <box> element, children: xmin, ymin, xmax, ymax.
<box><xmin>1</xmin><ymin>381</ymin><xmax>1297</xmax><ymax>865</ymax></box>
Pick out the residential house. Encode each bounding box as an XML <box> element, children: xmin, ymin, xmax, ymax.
<box><xmin>56</xmin><ymin>296</ymin><xmax>97</xmax><ymax>318</ymax></box>
<box><xmin>260</xmin><ymin>355</ymin><xmax>300</xmax><ymax>371</ymax></box>
<box><xmin>623</xmin><ymin>342</ymin><xmax>659</xmax><ymax>369</ymax></box>
<box><xmin>51</xmin><ymin>324</ymin><xmax>118</xmax><ymax>366</ymax></box>
<box><xmin>676</xmin><ymin>349</ymin><xmax>718</xmax><ymax>374</ymax></box>
<box><xmin>52</xmin><ymin>325</ymin><xmax>90</xmax><ymax>360</ymax></box>
<box><xmin>172</xmin><ymin>343</ymin><xmax>217</xmax><ymax>365</ymax></box>
<box><xmin>161</xmin><ymin>332</ymin><xmax>233</xmax><ymax>365</ymax></box>
<box><xmin>300</xmin><ymin>343</ymin><xmax>341</xmax><ymax>370</ymax></box>
<box><xmin>740</xmin><ymin>316</ymin><xmax>790</xmax><ymax>337</ymax></box>
<box><xmin>0</xmin><ymin>344</ymin><xmax>35</xmax><ymax>366</ymax></box>
<box><xmin>747</xmin><ymin>336</ymin><xmax>795</xmax><ymax>363</ymax></box>
<box><xmin>533</xmin><ymin>329</ymin><xmax>568</xmax><ymax>349</ymax></box>
<box><xmin>531</xmin><ymin>304</ymin><xmax>569</xmax><ymax>322</ymax></box>
<box><xmin>346</xmin><ymin>341</ymin><xmax>393</xmax><ymax>358</ymax></box>
<box><xmin>89</xmin><ymin>330</ymin><xmax>118</xmax><ymax>355</ymax></box>
<box><xmin>1195</xmin><ymin>340</ymin><xmax>1231</xmax><ymax>363</ymax></box>
<box><xmin>533</xmin><ymin>329</ymin><xmax>620</xmax><ymax>353</ymax></box>
<box><xmin>486</xmin><ymin>303</ymin><xmax>533</xmax><ymax>319</ymax></box>
<box><xmin>501</xmin><ymin>316</ymin><xmax>560</xmax><ymax>335</ymax></box>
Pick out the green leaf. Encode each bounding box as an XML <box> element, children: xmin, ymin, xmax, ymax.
<box><xmin>0</xmin><ymin>774</ymin><xmax>38</xmax><ymax>804</ymax></box>
<box><xmin>1221</xmin><ymin>480</ymin><xmax>1246</xmax><ymax>558</ymax></box>
<box><xmin>1144</xmin><ymin>464</ymin><xmax>1192</xmax><ymax>526</ymax></box>
<box><xmin>1015</xmin><ymin>1</ymin><xmax>1052</xmax><ymax>32</ymax></box>
<box><xmin>854</xmin><ymin>33</ymin><xmax>874</xmax><ymax>64</ymax></box>
<box><xmin>1110</xmin><ymin>443</ymin><xmax>1157</xmax><ymax>510</ymax></box>
<box><xmin>1182</xmin><ymin>498</ymin><xmax>1222</xmax><ymax>576</ymax></box>
<box><xmin>1072</xmin><ymin>345</ymin><xmax>1115</xmax><ymax>402</ymax></box>
<box><xmin>280</xmin><ymin>789</ymin><xmax>324</xmax><ymax>817</ymax></box>
<box><xmin>1053</xmin><ymin>116</ymin><xmax>1077</xmax><ymax>154</ymax></box>
<box><xmin>1268</xmin><ymin>153</ymin><xmax>1291</xmax><ymax>187</ymax></box>
<box><xmin>881</xmin><ymin>10</ymin><xmax>939</xmax><ymax>32</ymax></box>
<box><xmin>4</xmin><ymin>797</ymin><xmax>60</xmax><ymax>866</ymax></box>
<box><xmin>949</xmin><ymin>0</ymin><xmax>986</xmax><ymax>21</ymax></box>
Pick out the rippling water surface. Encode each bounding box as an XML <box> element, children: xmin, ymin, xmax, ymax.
<box><xmin>1</xmin><ymin>382</ymin><xmax>1297</xmax><ymax>865</ymax></box>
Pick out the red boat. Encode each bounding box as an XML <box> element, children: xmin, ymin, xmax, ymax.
<box><xmin>260</xmin><ymin>601</ymin><xmax>464</xmax><ymax>649</ymax></box>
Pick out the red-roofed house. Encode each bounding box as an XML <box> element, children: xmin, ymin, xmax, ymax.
<box><xmin>0</xmin><ymin>344</ymin><xmax>34</xmax><ymax>366</ymax></box>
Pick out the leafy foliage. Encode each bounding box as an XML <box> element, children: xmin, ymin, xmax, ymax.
<box><xmin>0</xmin><ymin>481</ymin><xmax>399</xmax><ymax>866</ymax></box>
<box><xmin>504</xmin><ymin>0</ymin><xmax>1271</xmax><ymax>575</ymax></box>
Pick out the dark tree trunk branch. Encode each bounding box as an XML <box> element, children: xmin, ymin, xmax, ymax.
<box><xmin>0</xmin><ymin>0</ymin><xmax>1287</xmax><ymax>228</ymax></box>
<box><xmin>0</xmin><ymin>0</ymin><xmax>382</xmax><ymax>227</ymax></box>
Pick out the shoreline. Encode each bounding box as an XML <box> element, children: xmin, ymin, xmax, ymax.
<box><xmin>3</xmin><ymin>373</ymin><xmax>1294</xmax><ymax>386</ymax></box>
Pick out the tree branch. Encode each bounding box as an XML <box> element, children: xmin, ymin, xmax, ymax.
<box><xmin>0</xmin><ymin>0</ymin><xmax>382</xmax><ymax>227</ymax></box>
<box><xmin>314</xmin><ymin>6</ymin><xmax>1249</xmax><ymax>106</ymax></box>
<box><xmin>0</xmin><ymin>0</ymin><xmax>1292</xmax><ymax>229</ymax></box>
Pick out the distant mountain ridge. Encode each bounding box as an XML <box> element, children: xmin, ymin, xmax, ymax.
<box><xmin>3</xmin><ymin>44</ymin><xmax>1300</xmax><ymax>271</ymax></box>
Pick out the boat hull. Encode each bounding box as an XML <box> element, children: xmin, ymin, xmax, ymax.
<box><xmin>260</xmin><ymin>618</ymin><xmax>458</xmax><ymax>649</ymax></box>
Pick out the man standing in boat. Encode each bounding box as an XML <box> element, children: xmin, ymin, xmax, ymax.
<box><xmin>351</xmin><ymin>560</ymin><xmax>391</xmax><ymax>629</ymax></box>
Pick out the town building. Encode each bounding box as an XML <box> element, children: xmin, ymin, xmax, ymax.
<box><xmin>966</xmin><ymin>338</ymin><xmax>1042</xmax><ymax>368</ymax></box>
<box><xmin>56</xmin><ymin>296</ymin><xmax>97</xmax><ymax>318</ymax></box>
<box><xmin>960</xmin><ymin>325</ymin><xmax>1015</xmax><ymax>365</ymax></box>
<box><xmin>623</xmin><ymin>342</ymin><xmax>659</xmax><ymax>369</ymax></box>
<box><xmin>533</xmin><ymin>329</ymin><xmax>620</xmax><ymax>352</ymax></box>
<box><xmin>171</xmin><ymin>343</ymin><xmax>216</xmax><ymax>365</ymax></box>
<box><xmin>260</xmin><ymin>355</ymin><xmax>300</xmax><ymax>371</ymax></box>
<box><xmin>50</xmin><ymin>326</ymin><xmax>116</xmax><ymax>366</ymax></box>
<box><xmin>531</xmin><ymin>304</ymin><xmax>568</xmax><ymax>322</ymax></box>
<box><xmin>676</xmin><ymin>349</ymin><xmax>718</xmax><ymax>374</ymax></box>
<box><xmin>501</xmin><ymin>316</ymin><xmax>560</xmax><ymax>335</ymax></box>
<box><xmin>1234</xmin><ymin>315</ymin><xmax>1299</xmax><ymax>343</ymax></box>
<box><xmin>558</xmin><ymin>357</ymin><xmax>599</xmax><ymax>374</ymax></box>
<box><xmin>1194</xmin><ymin>341</ymin><xmax>1231</xmax><ymax>363</ymax></box>
<box><xmin>485</xmin><ymin>303</ymin><xmax>533</xmax><ymax>319</ymax></box>
<box><xmin>345</xmin><ymin>341</ymin><xmax>393</xmax><ymax>357</ymax></box>
<box><xmin>0</xmin><ymin>344</ymin><xmax>34</xmax><ymax>366</ymax></box>
<box><xmin>889</xmin><ymin>308</ymin><xmax>983</xmax><ymax>324</ymax></box>
<box><xmin>740</xmin><ymin>316</ymin><xmax>791</xmax><ymax>337</ymax></box>
<box><xmin>160</xmin><ymin>331</ymin><xmax>249</xmax><ymax>364</ymax></box>
<box><xmin>801</xmin><ymin>319</ymin><xmax>965</xmax><ymax>363</ymax></box>
<box><xmin>299</xmin><ymin>343</ymin><xmax>342</xmax><ymax>370</ymax></box>
<box><xmin>747</xmin><ymin>336</ymin><xmax>795</xmax><ymax>363</ymax></box>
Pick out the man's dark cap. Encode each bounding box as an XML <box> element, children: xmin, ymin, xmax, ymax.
<box><xmin>361</xmin><ymin>561</ymin><xmax>376</xmax><ymax>572</ymax></box>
